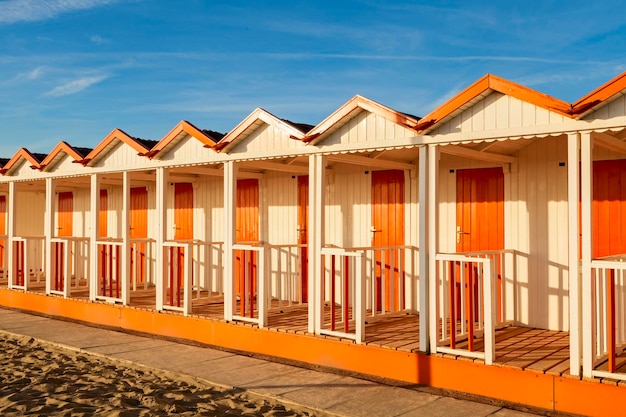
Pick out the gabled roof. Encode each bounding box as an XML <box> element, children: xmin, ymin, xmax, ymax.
<box><xmin>146</xmin><ymin>120</ymin><xmax>223</xmax><ymax>158</ymax></box>
<box><xmin>38</xmin><ymin>141</ymin><xmax>91</xmax><ymax>171</ymax></box>
<box><xmin>303</xmin><ymin>95</ymin><xmax>421</xmax><ymax>145</ymax></box>
<box><xmin>0</xmin><ymin>148</ymin><xmax>46</xmax><ymax>175</ymax></box>
<box><xmin>215</xmin><ymin>108</ymin><xmax>310</xmax><ymax>153</ymax></box>
<box><xmin>415</xmin><ymin>74</ymin><xmax>573</xmax><ymax>134</ymax></box>
<box><xmin>80</xmin><ymin>128</ymin><xmax>153</xmax><ymax>166</ymax></box>
<box><xmin>571</xmin><ymin>71</ymin><xmax>626</xmax><ymax>118</ymax></box>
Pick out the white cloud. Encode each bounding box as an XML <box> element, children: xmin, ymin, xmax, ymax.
<box><xmin>90</xmin><ymin>34</ymin><xmax>109</xmax><ymax>45</ymax></box>
<box><xmin>43</xmin><ymin>74</ymin><xmax>109</xmax><ymax>97</ymax></box>
<box><xmin>0</xmin><ymin>0</ymin><xmax>120</xmax><ymax>24</ymax></box>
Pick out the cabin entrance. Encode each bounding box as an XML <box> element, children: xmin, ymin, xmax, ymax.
<box><xmin>130</xmin><ymin>187</ymin><xmax>148</xmax><ymax>284</ymax></box>
<box><xmin>0</xmin><ymin>196</ymin><xmax>5</xmax><ymax>272</ymax></box>
<box><xmin>235</xmin><ymin>178</ymin><xmax>259</xmax><ymax>313</ymax></box>
<box><xmin>99</xmin><ymin>189</ymin><xmax>108</xmax><ymax>238</ymax></box>
<box><xmin>57</xmin><ymin>192</ymin><xmax>73</xmax><ymax>237</ymax></box>
<box><xmin>592</xmin><ymin>159</ymin><xmax>626</xmax><ymax>258</ymax></box>
<box><xmin>297</xmin><ymin>175</ymin><xmax>309</xmax><ymax>302</ymax></box>
<box><xmin>455</xmin><ymin>167</ymin><xmax>504</xmax><ymax>317</ymax></box>
<box><xmin>371</xmin><ymin>169</ymin><xmax>405</xmax><ymax>312</ymax></box>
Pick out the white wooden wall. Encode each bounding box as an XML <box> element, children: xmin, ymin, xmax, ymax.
<box><xmin>583</xmin><ymin>90</ymin><xmax>626</xmax><ymax>121</ymax></box>
<box><xmin>157</xmin><ymin>135</ymin><xmax>217</xmax><ymax>163</ymax></box>
<box><xmin>438</xmin><ymin>135</ymin><xmax>570</xmax><ymax>331</ymax></box>
<box><xmin>431</xmin><ymin>93</ymin><xmax>567</xmax><ymax>135</ymax></box>
<box><xmin>15</xmin><ymin>190</ymin><xmax>45</xmax><ymax>236</ymax></box>
<box><xmin>229</xmin><ymin>124</ymin><xmax>306</xmax><ymax>155</ymax></box>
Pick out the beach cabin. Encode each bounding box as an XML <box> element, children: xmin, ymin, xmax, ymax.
<box><xmin>303</xmin><ymin>95</ymin><xmax>423</xmax><ymax>346</ymax></box>
<box><xmin>1</xmin><ymin>72</ymin><xmax>626</xmax><ymax>416</ymax></box>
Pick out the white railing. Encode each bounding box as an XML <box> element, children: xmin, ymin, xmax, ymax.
<box><xmin>347</xmin><ymin>245</ymin><xmax>418</xmax><ymax>318</ymax></box>
<box><xmin>266</xmin><ymin>243</ymin><xmax>307</xmax><ymax>308</ymax></box>
<box><xmin>434</xmin><ymin>252</ymin><xmax>498</xmax><ymax>364</ymax></box>
<box><xmin>162</xmin><ymin>241</ymin><xmax>192</xmax><ymax>316</ymax></box>
<box><xmin>95</xmin><ymin>239</ymin><xmax>123</xmax><ymax>303</ymax></box>
<box><xmin>232</xmin><ymin>243</ymin><xmax>266</xmax><ymax>327</ymax></box>
<box><xmin>0</xmin><ymin>234</ymin><xmax>7</xmax><ymax>280</ymax></box>
<box><xmin>319</xmin><ymin>247</ymin><xmax>365</xmax><ymax>343</ymax></box>
<box><xmin>589</xmin><ymin>256</ymin><xmax>626</xmax><ymax>380</ymax></box>
<box><xmin>11</xmin><ymin>236</ymin><xmax>45</xmax><ymax>291</ymax></box>
<box><xmin>130</xmin><ymin>238</ymin><xmax>156</xmax><ymax>291</ymax></box>
<box><xmin>49</xmin><ymin>237</ymin><xmax>90</xmax><ymax>297</ymax></box>
<box><xmin>190</xmin><ymin>241</ymin><xmax>224</xmax><ymax>300</ymax></box>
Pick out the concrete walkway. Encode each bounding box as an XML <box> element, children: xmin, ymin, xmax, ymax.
<box><xmin>0</xmin><ymin>307</ymin><xmax>547</xmax><ymax>417</ymax></box>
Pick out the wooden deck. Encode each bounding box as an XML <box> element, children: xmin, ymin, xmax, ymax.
<box><xmin>0</xmin><ymin>278</ymin><xmax>572</xmax><ymax>377</ymax></box>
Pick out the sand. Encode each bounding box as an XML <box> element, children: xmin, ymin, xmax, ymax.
<box><xmin>0</xmin><ymin>333</ymin><xmax>313</xmax><ymax>416</ymax></box>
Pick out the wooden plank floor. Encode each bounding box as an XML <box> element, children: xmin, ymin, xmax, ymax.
<box><xmin>0</xmin><ymin>279</ymin><xmax>572</xmax><ymax>376</ymax></box>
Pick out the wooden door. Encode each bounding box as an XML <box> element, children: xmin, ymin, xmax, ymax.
<box><xmin>99</xmin><ymin>189</ymin><xmax>108</xmax><ymax>238</ymax></box>
<box><xmin>130</xmin><ymin>187</ymin><xmax>148</xmax><ymax>284</ymax></box>
<box><xmin>236</xmin><ymin>179</ymin><xmax>259</xmax><ymax>314</ymax></box>
<box><xmin>297</xmin><ymin>176</ymin><xmax>309</xmax><ymax>302</ymax></box>
<box><xmin>456</xmin><ymin>168</ymin><xmax>504</xmax><ymax>252</ymax></box>
<box><xmin>372</xmin><ymin>170</ymin><xmax>405</xmax><ymax>311</ymax></box>
<box><xmin>455</xmin><ymin>167</ymin><xmax>504</xmax><ymax>318</ymax></box>
<box><xmin>57</xmin><ymin>192</ymin><xmax>73</xmax><ymax>237</ymax></box>
<box><xmin>0</xmin><ymin>196</ymin><xmax>5</xmax><ymax>270</ymax></box>
<box><xmin>174</xmin><ymin>183</ymin><xmax>194</xmax><ymax>240</ymax></box>
<box><xmin>593</xmin><ymin>159</ymin><xmax>626</xmax><ymax>258</ymax></box>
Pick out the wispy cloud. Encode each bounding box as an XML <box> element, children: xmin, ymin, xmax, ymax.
<box><xmin>90</xmin><ymin>34</ymin><xmax>109</xmax><ymax>45</ymax></box>
<box><xmin>0</xmin><ymin>0</ymin><xmax>120</xmax><ymax>24</ymax></box>
<box><xmin>43</xmin><ymin>74</ymin><xmax>110</xmax><ymax>97</ymax></box>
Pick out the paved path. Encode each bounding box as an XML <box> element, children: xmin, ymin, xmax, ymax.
<box><xmin>0</xmin><ymin>307</ymin><xmax>547</xmax><ymax>417</ymax></box>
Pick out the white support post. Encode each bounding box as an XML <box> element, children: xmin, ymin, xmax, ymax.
<box><xmin>121</xmin><ymin>171</ymin><xmax>131</xmax><ymax>305</ymax></box>
<box><xmin>355</xmin><ymin>253</ymin><xmax>365</xmax><ymax>343</ymax></box>
<box><xmin>156</xmin><ymin>168</ymin><xmax>168</xmax><ymax>311</ymax></box>
<box><xmin>89</xmin><ymin>174</ymin><xmax>100</xmax><ymax>300</ymax></box>
<box><xmin>581</xmin><ymin>132</ymin><xmax>593</xmax><ymax>377</ymax></box>
<box><xmin>258</xmin><ymin>246</ymin><xmax>267</xmax><ymax>328</ymax></box>
<box><xmin>567</xmin><ymin>132</ymin><xmax>581</xmax><ymax>376</ymax></box>
<box><xmin>418</xmin><ymin>146</ymin><xmax>429</xmax><ymax>352</ymax></box>
<box><xmin>44</xmin><ymin>178</ymin><xmax>55</xmax><ymax>295</ymax></box>
<box><xmin>184</xmin><ymin>242</ymin><xmax>192</xmax><ymax>316</ymax></box>
<box><xmin>7</xmin><ymin>182</ymin><xmax>16</xmax><ymax>289</ymax></box>
<box><xmin>311</xmin><ymin>154</ymin><xmax>326</xmax><ymax>335</ymax></box>
<box><xmin>223</xmin><ymin>161</ymin><xmax>237</xmax><ymax>321</ymax></box>
<box><xmin>428</xmin><ymin>145</ymin><xmax>440</xmax><ymax>354</ymax></box>
<box><xmin>483</xmin><ymin>261</ymin><xmax>495</xmax><ymax>364</ymax></box>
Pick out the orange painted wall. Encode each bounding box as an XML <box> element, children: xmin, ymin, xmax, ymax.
<box><xmin>1</xmin><ymin>289</ymin><xmax>625</xmax><ymax>416</ymax></box>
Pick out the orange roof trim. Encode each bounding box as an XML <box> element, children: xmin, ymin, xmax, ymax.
<box><xmin>38</xmin><ymin>141</ymin><xmax>87</xmax><ymax>171</ymax></box>
<box><xmin>0</xmin><ymin>148</ymin><xmax>45</xmax><ymax>175</ymax></box>
<box><xmin>416</xmin><ymin>74</ymin><xmax>573</xmax><ymax>134</ymax></box>
<box><xmin>146</xmin><ymin>120</ymin><xmax>220</xmax><ymax>158</ymax></box>
<box><xmin>303</xmin><ymin>95</ymin><xmax>421</xmax><ymax>144</ymax></box>
<box><xmin>215</xmin><ymin>108</ymin><xmax>307</xmax><ymax>153</ymax></box>
<box><xmin>571</xmin><ymin>71</ymin><xmax>626</xmax><ymax>118</ymax></box>
<box><xmin>81</xmin><ymin>128</ymin><xmax>151</xmax><ymax>165</ymax></box>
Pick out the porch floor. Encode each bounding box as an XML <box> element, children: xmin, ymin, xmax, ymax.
<box><xmin>0</xmin><ymin>278</ymin><xmax>571</xmax><ymax>377</ymax></box>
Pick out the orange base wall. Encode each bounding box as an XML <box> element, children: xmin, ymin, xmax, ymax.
<box><xmin>1</xmin><ymin>289</ymin><xmax>623</xmax><ymax>417</ymax></box>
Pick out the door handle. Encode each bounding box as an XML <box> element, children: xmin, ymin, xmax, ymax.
<box><xmin>370</xmin><ymin>226</ymin><xmax>380</xmax><ymax>241</ymax></box>
<box><xmin>456</xmin><ymin>226</ymin><xmax>469</xmax><ymax>243</ymax></box>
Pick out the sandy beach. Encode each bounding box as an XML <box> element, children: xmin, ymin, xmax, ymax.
<box><xmin>0</xmin><ymin>332</ymin><xmax>313</xmax><ymax>416</ymax></box>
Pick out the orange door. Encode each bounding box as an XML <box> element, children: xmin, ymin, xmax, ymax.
<box><xmin>174</xmin><ymin>183</ymin><xmax>194</xmax><ymax>240</ymax></box>
<box><xmin>593</xmin><ymin>159</ymin><xmax>626</xmax><ymax>258</ymax></box>
<box><xmin>297</xmin><ymin>176</ymin><xmax>309</xmax><ymax>302</ymax></box>
<box><xmin>57</xmin><ymin>192</ymin><xmax>73</xmax><ymax>237</ymax></box>
<box><xmin>372</xmin><ymin>170</ymin><xmax>405</xmax><ymax>311</ymax></box>
<box><xmin>0</xmin><ymin>196</ymin><xmax>5</xmax><ymax>270</ymax></box>
<box><xmin>99</xmin><ymin>189</ymin><xmax>108</xmax><ymax>238</ymax></box>
<box><xmin>236</xmin><ymin>179</ymin><xmax>259</xmax><ymax>314</ymax></box>
<box><xmin>455</xmin><ymin>167</ymin><xmax>504</xmax><ymax>319</ymax></box>
<box><xmin>456</xmin><ymin>168</ymin><xmax>504</xmax><ymax>252</ymax></box>
<box><xmin>130</xmin><ymin>187</ymin><xmax>148</xmax><ymax>283</ymax></box>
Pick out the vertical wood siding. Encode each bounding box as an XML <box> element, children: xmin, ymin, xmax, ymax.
<box><xmin>230</xmin><ymin>124</ymin><xmax>307</xmax><ymax>155</ymax></box>
<box><xmin>157</xmin><ymin>135</ymin><xmax>217</xmax><ymax>163</ymax></box>
<box><xmin>582</xmin><ymin>91</ymin><xmax>626</xmax><ymax>121</ymax></box>
<box><xmin>431</xmin><ymin>93</ymin><xmax>567</xmax><ymax>135</ymax></box>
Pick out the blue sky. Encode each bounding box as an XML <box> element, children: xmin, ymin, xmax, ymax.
<box><xmin>0</xmin><ymin>0</ymin><xmax>625</xmax><ymax>156</ymax></box>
